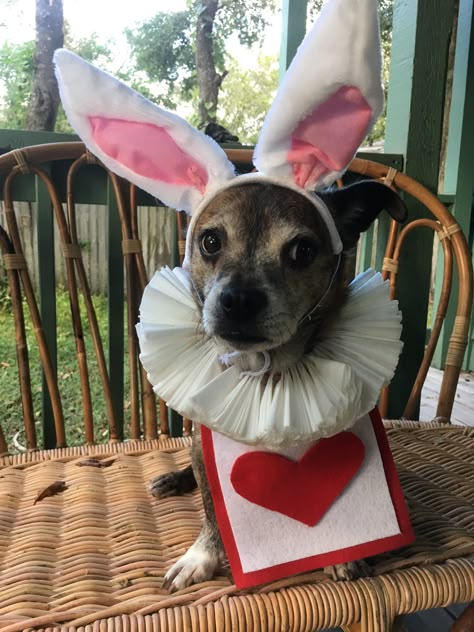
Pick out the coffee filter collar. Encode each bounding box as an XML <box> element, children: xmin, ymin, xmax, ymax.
<box><xmin>136</xmin><ymin>267</ymin><xmax>403</xmax><ymax>448</ymax></box>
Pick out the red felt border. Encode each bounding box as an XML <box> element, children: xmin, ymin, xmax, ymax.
<box><xmin>201</xmin><ymin>408</ymin><xmax>415</xmax><ymax>589</ymax></box>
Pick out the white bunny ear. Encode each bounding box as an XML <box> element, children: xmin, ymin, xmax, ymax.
<box><xmin>254</xmin><ymin>0</ymin><xmax>383</xmax><ymax>190</ymax></box>
<box><xmin>54</xmin><ymin>49</ymin><xmax>235</xmax><ymax>214</ymax></box>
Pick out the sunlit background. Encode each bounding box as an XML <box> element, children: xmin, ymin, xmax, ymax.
<box><xmin>0</xmin><ymin>0</ymin><xmax>391</xmax><ymax>145</ymax></box>
<box><xmin>0</xmin><ymin>0</ymin><xmax>286</xmax><ymax>141</ymax></box>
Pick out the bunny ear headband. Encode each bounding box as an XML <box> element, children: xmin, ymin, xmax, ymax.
<box><xmin>54</xmin><ymin>0</ymin><xmax>383</xmax><ymax>260</ymax></box>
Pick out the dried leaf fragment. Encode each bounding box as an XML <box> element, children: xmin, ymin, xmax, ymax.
<box><xmin>76</xmin><ymin>457</ymin><xmax>116</xmax><ymax>468</ymax></box>
<box><xmin>34</xmin><ymin>481</ymin><xmax>68</xmax><ymax>505</ymax></box>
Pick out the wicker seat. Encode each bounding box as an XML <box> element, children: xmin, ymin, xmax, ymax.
<box><xmin>0</xmin><ymin>144</ymin><xmax>472</xmax><ymax>631</ymax></box>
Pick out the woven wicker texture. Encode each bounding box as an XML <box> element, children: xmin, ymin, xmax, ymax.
<box><xmin>0</xmin><ymin>424</ymin><xmax>472</xmax><ymax>631</ymax></box>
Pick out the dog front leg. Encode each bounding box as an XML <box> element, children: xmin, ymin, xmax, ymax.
<box><xmin>163</xmin><ymin>428</ymin><xmax>225</xmax><ymax>591</ymax></box>
<box><xmin>150</xmin><ymin>464</ymin><xmax>197</xmax><ymax>498</ymax></box>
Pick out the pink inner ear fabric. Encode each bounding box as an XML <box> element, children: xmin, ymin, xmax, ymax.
<box><xmin>288</xmin><ymin>86</ymin><xmax>372</xmax><ymax>188</ymax></box>
<box><xmin>89</xmin><ymin>117</ymin><xmax>208</xmax><ymax>194</ymax></box>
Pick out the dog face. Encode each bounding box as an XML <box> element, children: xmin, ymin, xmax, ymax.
<box><xmin>189</xmin><ymin>180</ymin><xmax>407</xmax><ymax>358</ymax></box>
<box><xmin>189</xmin><ymin>183</ymin><xmax>338</xmax><ymax>352</ymax></box>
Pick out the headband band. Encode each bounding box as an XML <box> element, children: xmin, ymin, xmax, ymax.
<box><xmin>184</xmin><ymin>173</ymin><xmax>343</xmax><ymax>265</ymax></box>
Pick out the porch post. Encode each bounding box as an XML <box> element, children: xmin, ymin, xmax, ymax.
<box><xmin>432</xmin><ymin>0</ymin><xmax>474</xmax><ymax>369</ymax></box>
<box><xmin>384</xmin><ymin>0</ymin><xmax>456</xmax><ymax>418</ymax></box>
<box><xmin>279</xmin><ymin>0</ymin><xmax>307</xmax><ymax>81</ymax></box>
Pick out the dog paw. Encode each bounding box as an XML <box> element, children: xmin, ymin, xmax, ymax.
<box><xmin>149</xmin><ymin>465</ymin><xmax>197</xmax><ymax>499</ymax></box>
<box><xmin>324</xmin><ymin>560</ymin><xmax>371</xmax><ymax>581</ymax></box>
<box><xmin>149</xmin><ymin>472</ymin><xmax>182</xmax><ymax>498</ymax></box>
<box><xmin>163</xmin><ymin>544</ymin><xmax>219</xmax><ymax>592</ymax></box>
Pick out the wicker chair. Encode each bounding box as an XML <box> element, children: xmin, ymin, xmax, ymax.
<box><xmin>0</xmin><ymin>143</ymin><xmax>472</xmax><ymax>632</ymax></box>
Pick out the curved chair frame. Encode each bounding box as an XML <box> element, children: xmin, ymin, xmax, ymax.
<box><xmin>0</xmin><ymin>144</ymin><xmax>472</xmax><ymax>632</ymax></box>
<box><xmin>0</xmin><ymin>145</ymin><xmax>472</xmax><ymax>449</ymax></box>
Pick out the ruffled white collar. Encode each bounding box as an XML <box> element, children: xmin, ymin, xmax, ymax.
<box><xmin>136</xmin><ymin>267</ymin><xmax>403</xmax><ymax>449</ymax></box>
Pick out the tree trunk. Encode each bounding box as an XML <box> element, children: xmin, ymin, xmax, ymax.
<box><xmin>195</xmin><ymin>0</ymin><xmax>223</xmax><ymax>127</ymax></box>
<box><xmin>25</xmin><ymin>0</ymin><xmax>64</xmax><ymax>131</ymax></box>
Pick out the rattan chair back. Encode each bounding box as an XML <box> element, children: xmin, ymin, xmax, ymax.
<box><xmin>0</xmin><ymin>143</ymin><xmax>165</xmax><ymax>451</ymax></box>
<box><xmin>0</xmin><ymin>144</ymin><xmax>472</xmax><ymax>453</ymax></box>
<box><xmin>346</xmin><ymin>158</ymin><xmax>472</xmax><ymax>421</ymax></box>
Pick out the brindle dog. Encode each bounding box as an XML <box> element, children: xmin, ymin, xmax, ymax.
<box><xmin>151</xmin><ymin>180</ymin><xmax>407</xmax><ymax>592</ymax></box>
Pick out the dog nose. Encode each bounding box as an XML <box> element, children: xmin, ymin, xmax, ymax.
<box><xmin>220</xmin><ymin>288</ymin><xmax>268</xmax><ymax>321</ymax></box>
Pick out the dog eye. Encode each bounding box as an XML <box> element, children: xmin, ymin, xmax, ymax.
<box><xmin>200</xmin><ymin>230</ymin><xmax>222</xmax><ymax>256</ymax></box>
<box><xmin>287</xmin><ymin>239</ymin><xmax>318</xmax><ymax>268</ymax></box>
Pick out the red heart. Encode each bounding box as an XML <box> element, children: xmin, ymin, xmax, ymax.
<box><xmin>230</xmin><ymin>432</ymin><xmax>365</xmax><ymax>527</ymax></box>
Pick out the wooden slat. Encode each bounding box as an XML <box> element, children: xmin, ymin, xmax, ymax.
<box><xmin>36</xmin><ymin>169</ymin><xmax>59</xmax><ymax>449</ymax></box>
<box><xmin>1</xmin><ymin>201</ymin><xmax>173</xmax><ymax>294</ymax></box>
<box><xmin>384</xmin><ymin>0</ymin><xmax>457</xmax><ymax>418</ymax></box>
<box><xmin>433</xmin><ymin>0</ymin><xmax>474</xmax><ymax>370</ymax></box>
<box><xmin>279</xmin><ymin>0</ymin><xmax>307</xmax><ymax>80</ymax></box>
<box><xmin>107</xmin><ymin>179</ymin><xmax>124</xmax><ymax>440</ymax></box>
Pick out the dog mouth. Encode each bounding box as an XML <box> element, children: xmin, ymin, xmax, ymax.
<box><xmin>219</xmin><ymin>332</ymin><xmax>268</xmax><ymax>345</ymax></box>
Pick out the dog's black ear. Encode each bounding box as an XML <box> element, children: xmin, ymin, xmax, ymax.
<box><xmin>319</xmin><ymin>181</ymin><xmax>408</xmax><ymax>250</ymax></box>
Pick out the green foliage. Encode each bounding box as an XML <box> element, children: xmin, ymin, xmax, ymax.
<box><xmin>366</xmin><ymin>0</ymin><xmax>394</xmax><ymax>145</ymax></box>
<box><xmin>0</xmin><ymin>289</ymin><xmax>131</xmax><ymax>452</ymax></box>
<box><xmin>307</xmin><ymin>0</ymin><xmax>394</xmax><ymax>145</ymax></box>
<box><xmin>0</xmin><ymin>0</ymin><xmax>394</xmax><ymax>140</ymax></box>
<box><xmin>218</xmin><ymin>55</ymin><xmax>278</xmax><ymax>144</ymax></box>
<box><xmin>0</xmin><ymin>33</ymin><xmax>112</xmax><ymax>131</ymax></box>
<box><xmin>0</xmin><ymin>280</ymin><xmax>13</xmax><ymax>312</ymax></box>
<box><xmin>0</xmin><ymin>40</ymin><xmax>35</xmax><ymax>129</ymax></box>
<box><xmin>308</xmin><ymin>0</ymin><xmax>393</xmax><ymax>39</ymax></box>
<box><xmin>213</xmin><ymin>0</ymin><xmax>276</xmax><ymax>47</ymax></box>
<box><xmin>125</xmin><ymin>11</ymin><xmax>196</xmax><ymax>109</ymax></box>
<box><xmin>128</xmin><ymin>0</ymin><xmax>393</xmax><ymax>140</ymax></box>
<box><xmin>307</xmin><ymin>0</ymin><xmax>324</xmax><ymax>19</ymax></box>
<box><xmin>126</xmin><ymin>0</ymin><xmax>275</xmax><ymax>111</ymax></box>
<box><xmin>378</xmin><ymin>0</ymin><xmax>394</xmax><ymax>42</ymax></box>
<box><xmin>67</xmin><ymin>36</ymin><xmax>111</xmax><ymax>66</ymax></box>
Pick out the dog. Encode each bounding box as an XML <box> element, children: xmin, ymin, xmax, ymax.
<box><xmin>53</xmin><ymin>0</ymin><xmax>398</xmax><ymax>594</ymax></box>
<box><xmin>149</xmin><ymin>179</ymin><xmax>407</xmax><ymax>591</ymax></box>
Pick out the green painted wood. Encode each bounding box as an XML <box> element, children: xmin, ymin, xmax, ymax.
<box><xmin>167</xmin><ymin>211</ymin><xmax>184</xmax><ymax>437</ymax></box>
<box><xmin>432</xmin><ymin>0</ymin><xmax>474</xmax><ymax>370</ymax></box>
<box><xmin>36</xmin><ymin>169</ymin><xmax>57</xmax><ymax>449</ymax></box>
<box><xmin>357</xmin><ymin>224</ymin><xmax>375</xmax><ymax>274</ymax></box>
<box><xmin>438</xmin><ymin>193</ymin><xmax>456</xmax><ymax>205</ymax></box>
<box><xmin>166</xmin><ymin>409</ymin><xmax>183</xmax><ymax>437</ymax></box>
<box><xmin>0</xmin><ymin>130</ymin><xmax>156</xmax><ymax>206</ymax></box>
<box><xmin>54</xmin><ymin>162</ymin><xmax>109</xmax><ymax>205</ymax></box>
<box><xmin>0</xmin><ymin>128</ymin><xmax>79</xmax><ymax>152</ymax></box>
<box><xmin>349</xmin><ymin>153</ymin><xmax>404</xmax><ymax>279</ymax></box>
<box><xmin>374</xmin><ymin>214</ymin><xmax>391</xmax><ymax>271</ymax></box>
<box><xmin>384</xmin><ymin>0</ymin><xmax>456</xmax><ymax>418</ymax></box>
<box><xmin>357</xmin><ymin>216</ymin><xmax>393</xmax><ymax>279</ymax></box>
<box><xmin>0</xmin><ymin>158</ymin><xmax>155</xmax><ymax>207</ymax></box>
<box><xmin>466</xmin><ymin>227</ymin><xmax>474</xmax><ymax>369</ymax></box>
<box><xmin>279</xmin><ymin>0</ymin><xmax>307</xmax><ymax>80</ymax></box>
<box><xmin>0</xmin><ymin>151</ymin><xmax>403</xmax><ymax>209</ymax></box>
<box><xmin>355</xmin><ymin>152</ymin><xmax>403</xmax><ymax>170</ymax></box>
<box><xmin>107</xmin><ymin>179</ymin><xmax>124</xmax><ymax>440</ymax></box>
<box><xmin>0</xmin><ymin>129</ymin><xmax>76</xmax><ymax>204</ymax></box>
<box><xmin>442</xmin><ymin>0</ymin><xmax>473</xmax><ymax>197</ymax></box>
